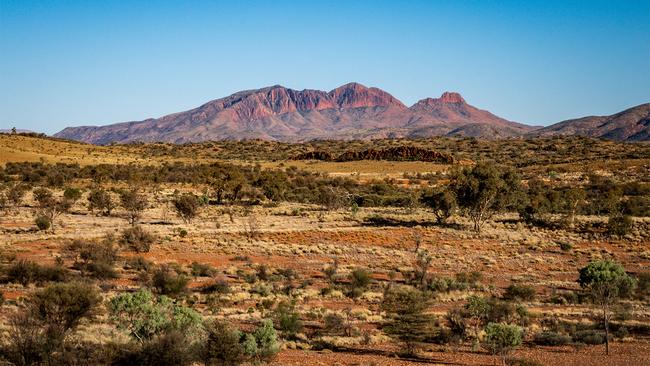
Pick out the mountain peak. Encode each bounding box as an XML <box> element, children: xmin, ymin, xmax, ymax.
<box><xmin>328</xmin><ymin>82</ymin><xmax>405</xmax><ymax>109</ymax></box>
<box><xmin>438</xmin><ymin>92</ymin><xmax>465</xmax><ymax>104</ymax></box>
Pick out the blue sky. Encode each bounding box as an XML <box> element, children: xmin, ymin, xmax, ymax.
<box><xmin>1</xmin><ymin>0</ymin><xmax>649</xmax><ymax>133</ymax></box>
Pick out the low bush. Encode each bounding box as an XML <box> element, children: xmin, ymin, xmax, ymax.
<box><xmin>35</xmin><ymin>215</ymin><xmax>51</xmax><ymax>231</ymax></box>
<box><xmin>533</xmin><ymin>331</ymin><xmax>571</xmax><ymax>346</ymax></box>
<box><xmin>4</xmin><ymin>260</ymin><xmax>69</xmax><ymax>286</ymax></box>
<box><xmin>120</xmin><ymin>226</ymin><xmax>156</xmax><ymax>253</ymax></box>
<box><xmin>113</xmin><ymin>331</ymin><xmax>193</xmax><ymax>366</ymax></box>
<box><xmin>503</xmin><ymin>284</ymin><xmax>536</xmax><ymax>301</ymax></box>
<box><xmin>274</xmin><ymin>301</ymin><xmax>303</xmax><ymax>338</ymax></box>
<box><xmin>151</xmin><ymin>265</ymin><xmax>189</xmax><ymax>296</ymax></box>
<box><xmin>607</xmin><ymin>214</ymin><xmax>633</xmax><ymax>237</ymax></box>
<box><xmin>191</xmin><ymin>262</ymin><xmax>217</xmax><ymax>277</ymax></box>
<box><xmin>572</xmin><ymin>330</ymin><xmax>608</xmax><ymax>345</ymax></box>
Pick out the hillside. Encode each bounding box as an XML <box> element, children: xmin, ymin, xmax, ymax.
<box><xmin>530</xmin><ymin>103</ymin><xmax>650</xmax><ymax>142</ymax></box>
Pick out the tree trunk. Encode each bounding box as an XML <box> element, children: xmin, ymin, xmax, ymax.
<box><xmin>604</xmin><ymin>306</ymin><xmax>610</xmax><ymax>355</ymax></box>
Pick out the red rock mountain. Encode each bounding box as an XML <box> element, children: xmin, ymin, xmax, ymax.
<box><xmin>55</xmin><ymin>83</ymin><xmax>535</xmax><ymax>144</ymax></box>
<box><xmin>529</xmin><ymin>103</ymin><xmax>650</xmax><ymax>142</ymax></box>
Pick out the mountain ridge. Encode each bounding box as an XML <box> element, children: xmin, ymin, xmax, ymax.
<box><xmin>54</xmin><ymin>83</ymin><xmax>649</xmax><ymax>144</ymax></box>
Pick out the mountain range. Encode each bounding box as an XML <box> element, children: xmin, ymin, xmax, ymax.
<box><xmin>53</xmin><ymin>83</ymin><xmax>649</xmax><ymax>144</ymax></box>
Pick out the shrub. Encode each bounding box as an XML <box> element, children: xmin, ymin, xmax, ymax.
<box><xmin>5</xmin><ymin>260</ymin><xmax>69</xmax><ymax>286</ymax></box>
<box><xmin>108</xmin><ymin>289</ymin><xmax>201</xmax><ymax>342</ymax></box>
<box><xmin>607</xmin><ymin>214</ymin><xmax>633</xmax><ymax>237</ymax></box>
<box><xmin>172</xmin><ymin>193</ymin><xmax>201</xmax><ymax>223</ymax></box>
<box><xmin>125</xmin><ymin>256</ymin><xmax>152</xmax><ymax>272</ymax></box>
<box><xmin>420</xmin><ymin>188</ymin><xmax>457</xmax><ymax>224</ymax></box>
<box><xmin>382</xmin><ymin>286</ymin><xmax>435</xmax><ymax>356</ymax></box>
<box><xmin>201</xmin><ymin>320</ymin><xmax>246</xmax><ymax>366</ymax></box>
<box><xmin>503</xmin><ymin>284</ymin><xmax>536</xmax><ymax>302</ymax></box>
<box><xmin>323</xmin><ymin>313</ymin><xmax>345</xmax><ymax>335</ymax></box>
<box><xmin>451</xmin><ymin>162</ymin><xmax>522</xmax><ymax>232</ymax></box>
<box><xmin>120</xmin><ymin>225</ymin><xmax>156</xmax><ymax>253</ymax></box>
<box><xmin>533</xmin><ymin>331</ymin><xmax>571</xmax><ymax>346</ymax></box>
<box><xmin>32</xmin><ymin>187</ymin><xmax>72</xmax><ymax>230</ymax></box>
<box><xmin>348</xmin><ymin>268</ymin><xmax>372</xmax><ymax>298</ymax></box>
<box><xmin>1</xmin><ymin>282</ymin><xmax>101</xmax><ymax>365</ymax></box>
<box><xmin>191</xmin><ymin>261</ymin><xmax>217</xmax><ymax>277</ymax></box>
<box><xmin>151</xmin><ymin>265</ymin><xmax>189</xmax><ymax>296</ymax></box>
<box><xmin>87</xmin><ymin>188</ymin><xmax>115</xmax><ymax>215</ymax></box>
<box><xmin>483</xmin><ymin>323</ymin><xmax>523</xmax><ymax>364</ymax></box>
<box><xmin>274</xmin><ymin>300</ymin><xmax>303</xmax><ymax>338</ymax></box>
<box><xmin>120</xmin><ymin>189</ymin><xmax>148</xmax><ymax>225</ymax></box>
<box><xmin>35</xmin><ymin>215</ymin><xmax>51</xmax><ymax>231</ymax></box>
<box><xmin>200</xmin><ymin>319</ymin><xmax>278</xmax><ymax>365</ymax></box>
<box><xmin>63</xmin><ymin>187</ymin><xmax>82</xmax><ymax>202</ymax></box>
<box><xmin>28</xmin><ymin>282</ymin><xmax>100</xmax><ymax>334</ymax></box>
<box><xmin>6</xmin><ymin>183</ymin><xmax>27</xmax><ymax>207</ymax></box>
<box><xmin>113</xmin><ymin>331</ymin><xmax>193</xmax><ymax>366</ymax></box>
<box><xmin>559</xmin><ymin>242</ymin><xmax>573</xmax><ymax>251</ymax></box>
<box><xmin>66</xmin><ymin>238</ymin><xmax>119</xmax><ymax>279</ymax></box>
<box><xmin>572</xmin><ymin>330</ymin><xmax>608</xmax><ymax>345</ymax></box>
<box><xmin>636</xmin><ymin>272</ymin><xmax>650</xmax><ymax>300</ymax></box>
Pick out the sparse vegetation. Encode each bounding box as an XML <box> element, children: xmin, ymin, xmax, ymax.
<box><xmin>1</xmin><ymin>134</ymin><xmax>649</xmax><ymax>365</ymax></box>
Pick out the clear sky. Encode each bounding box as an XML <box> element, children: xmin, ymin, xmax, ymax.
<box><xmin>1</xmin><ymin>0</ymin><xmax>649</xmax><ymax>134</ymax></box>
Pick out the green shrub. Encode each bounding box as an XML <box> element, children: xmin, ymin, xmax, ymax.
<box><xmin>347</xmin><ymin>268</ymin><xmax>372</xmax><ymax>298</ymax></box>
<box><xmin>381</xmin><ymin>286</ymin><xmax>435</xmax><ymax>356</ymax></box>
<box><xmin>35</xmin><ymin>215</ymin><xmax>51</xmax><ymax>231</ymax></box>
<box><xmin>63</xmin><ymin>187</ymin><xmax>82</xmax><ymax>202</ymax></box>
<box><xmin>274</xmin><ymin>301</ymin><xmax>303</xmax><ymax>338</ymax></box>
<box><xmin>483</xmin><ymin>323</ymin><xmax>523</xmax><ymax>362</ymax></box>
<box><xmin>108</xmin><ymin>289</ymin><xmax>201</xmax><ymax>342</ymax></box>
<box><xmin>533</xmin><ymin>331</ymin><xmax>571</xmax><ymax>346</ymax></box>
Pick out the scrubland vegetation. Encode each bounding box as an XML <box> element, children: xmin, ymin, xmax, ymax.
<box><xmin>0</xmin><ymin>133</ymin><xmax>649</xmax><ymax>365</ymax></box>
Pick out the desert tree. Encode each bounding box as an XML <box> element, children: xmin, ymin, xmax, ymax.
<box><xmin>172</xmin><ymin>193</ymin><xmax>201</xmax><ymax>223</ymax></box>
<box><xmin>451</xmin><ymin>162</ymin><xmax>522</xmax><ymax>233</ymax></box>
<box><xmin>120</xmin><ymin>188</ymin><xmax>148</xmax><ymax>225</ymax></box>
<box><xmin>33</xmin><ymin>187</ymin><xmax>72</xmax><ymax>231</ymax></box>
<box><xmin>483</xmin><ymin>322</ymin><xmax>523</xmax><ymax>366</ymax></box>
<box><xmin>87</xmin><ymin>187</ymin><xmax>115</xmax><ymax>215</ymax></box>
<box><xmin>560</xmin><ymin>187</ymin><xmax>586</xmax><ymax>228</ymax></box>
<box><xmin>6</xmin><ymin>183</ymin><xmax>27</xmax><ymax>209</ymax></box>
<box><xmin>413</xmin><ymin>249</ymin><xmax>432</xmax><ymax>290</ymax></box>
<box><xmin>419</xmin><ymin>187</ymin><xmax>456</xmax><ymax>224</ymax></box>
<box><xmin>579</xmin><ymin>260</ymin><xmax>635</xmax><ymax>355</ymax></box>
<box><xmin>381</xmin><ymin>286</ymin><xmax>435</xmax><ymax>357</ymax></box>
<box><xmin>1</xmin><ymin>282</ymin><xmax>100</xmax><ymax>365</ymax></box>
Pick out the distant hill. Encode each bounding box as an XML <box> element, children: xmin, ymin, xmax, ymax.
<box><xmin>54</xmin><ymin>83</ymin><xmax>535</xmax><ymax>144</ymax></box>
<box><xmin>529</xmin><ymin>103</ymin><xmax>650</xmax><ymax>142</ymax></box>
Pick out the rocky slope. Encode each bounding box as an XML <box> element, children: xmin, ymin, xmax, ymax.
<box><xmin>55</xmin><ymin>83</ymin><xmax>534</xmax><ymax>144</ymax></box>
<box><xmin>530</xmin><ymin>103</ymin><xmax>650</xmax><ymax>142</ymax></box>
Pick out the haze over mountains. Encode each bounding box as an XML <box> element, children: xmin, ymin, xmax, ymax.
<box><xmin>53</xmin><ymin>83</ymin><xmax>649</xmax><ymax>144</ymax></box>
